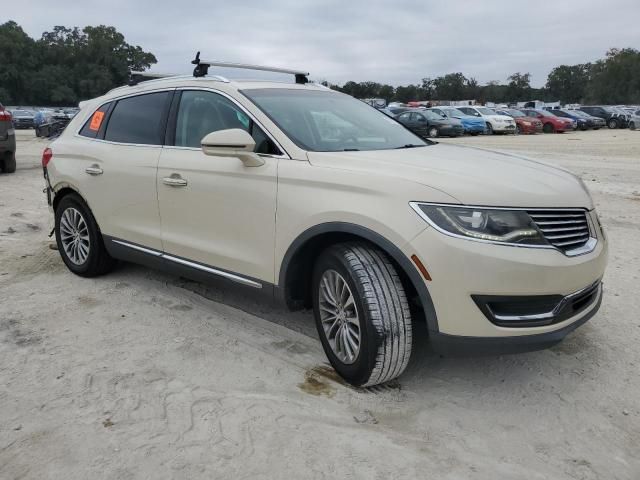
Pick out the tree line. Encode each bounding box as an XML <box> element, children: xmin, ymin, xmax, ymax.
<box><xmin>2</xmin><ymin>19</ymin><xmax>639</xmax><ymax>106</ymax></box>
<box><xmin>0</xmin><ymin>21</ymin><xmax>156</xmax><ymax>106</ymax></box>
<box><xmin>326</xmin><ymin>48</ymin><xmax>640</xmax><ymax>105</ymax></box>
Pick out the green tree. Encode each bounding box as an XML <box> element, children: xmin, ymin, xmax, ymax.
<box><xmin>585</xmin><ymin>48</ymin><xmax>640</xmax><ymax>104</ymax></box>
<box><xmin>506</xmin><ymin>72</ymin><xmax>532</xmax><ymax>102</ymax></box>
<box><xmin>0</xmin><ymin>21</ymin><xmax>157</xmax><ymax>106</ymax></box>
<box><xmin>546</xmin><ymin>64</ymin><xmax>591</xmax><ymax>103</ymax></box>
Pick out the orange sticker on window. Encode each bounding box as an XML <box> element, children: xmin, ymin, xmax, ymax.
<box><xmin>89</xmin><ymin>111</ymin><xmax>105</xmax><ymax>131</ymax></box>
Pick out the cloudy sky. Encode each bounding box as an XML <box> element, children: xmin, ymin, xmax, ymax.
<box><xmin>7</xmin><ymin>0</ymin><xmax>640</xmax><ymax>87</ymax></box>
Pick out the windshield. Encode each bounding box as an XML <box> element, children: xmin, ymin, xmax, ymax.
<box><xmin>506</xmin><ymin>109</ymin><xmax>525</xmax><ymax>117</ymax></box>
<box><xmin>442</xmin><ymin>108</ymin><xmax>466</xmax><ymax>117</ymax></box>
<box><xmin>537</xmin><ymin>110</ymin><xmax>555</xmax><ymax>117</ymax></box>
<box><xmin>242</xmin><ymin>89</ymin><xmax>427</xmax><ymax>152</ymax></box>
<box><xmin>423</xmin><ymin>110</ymin><xmax>445</xmax><ymax>120</ymax></box>
<box><xmin>476</xmin><ymin>107</ymin><xmax>496</xmax><ymax>115</ymax></box>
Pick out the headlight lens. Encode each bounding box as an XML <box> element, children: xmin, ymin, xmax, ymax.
<box><xmin>412</xmin><ymin>204</ymin><xmax>548</xmax><ymax>246</ymax></box>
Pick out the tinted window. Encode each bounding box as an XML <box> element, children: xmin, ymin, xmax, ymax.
<box><xmin>79</xmin><ymin>103</ymin><xmax>111</xmax><ymax>139</ymax></box>
<box><xmin>104</xmin><ymin>92</ymin><xmax>170</xmax><ymax>145</ymax></box>
<box><xmin>175</xmin><ymin>90</ymin><xmax>279</xmax><ymax>154</ymax></box>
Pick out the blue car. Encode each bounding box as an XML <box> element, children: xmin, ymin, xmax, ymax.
<box><xmin>428</xmin><ymin>106</ymin><xmax>486</xmax><ymax>135</ymax></box>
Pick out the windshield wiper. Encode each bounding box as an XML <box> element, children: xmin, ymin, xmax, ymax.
<box><xmin>395</xmin><ymin>144</ymin><xmax>425</xmax><ymax>149</ymax></box>
<box><xmin>342</xmin><ymin>148</ymin><xmax>360</xmax><ymax>151</ymax></box>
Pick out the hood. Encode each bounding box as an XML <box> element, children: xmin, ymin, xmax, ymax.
<box><xmin>307</xmin><ymin>143</ymin><xmax>592</xmax><ymax>209</ymax></box>
<box><xmin>486</xmin><ymin>114</ymin><xmax>514</xmax><ymax>122</ymax></box>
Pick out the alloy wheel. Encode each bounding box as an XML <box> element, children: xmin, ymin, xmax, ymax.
<box><xmin>60</xmin><ymin>207</ymin><xmax>90</xmax><ymax>265</ymax></box>
<box><xmin>318</xmin><ymin>269</ymin><xmax>361</xmax><ymax>364</ymax></box>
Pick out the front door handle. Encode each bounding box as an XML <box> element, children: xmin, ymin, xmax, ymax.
<box><xmin>85</xmin><ymin>165</ymin><xmax>103</xmax><ymax>175</ymax></box>
<box><xmin>162</xmin><ymin>174</ymin><xmax>188</xmax><ymax>187</ymax></box>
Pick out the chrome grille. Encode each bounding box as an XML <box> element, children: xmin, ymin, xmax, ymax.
<box><xmin>527</xmin><ymin>210</ymin><xmax>591</xmax><ymax>252</ymax></box>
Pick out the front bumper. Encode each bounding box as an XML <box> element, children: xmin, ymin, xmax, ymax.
<box><xmin>406</xmin><ymin>210</ymin><xmax>607</xmax><ymax>344</ymax></box>
<box><xmin>491</xmin><ymin>122</ymin><xmax>517</xmax><ymax>132</ymax></box>
<box><xmin>518</xmin><ymin>122</ymin><xmax>542</xmax><ymax>134</ymax></box>
<box><xmin>462</xmin><ymin>122</ymin><xmax>486</xmax><ymax>133</ymax></box>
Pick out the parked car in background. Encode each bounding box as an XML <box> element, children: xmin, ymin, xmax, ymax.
<box><xmin>429</xmin><ymin>106</ymin><xmax>486</xmax><ymax>135</ymax></box>
<box><xmin>457</xmin><ymin>106</ymin><xmax>516</xmax><ymax>134</ymax></box>
<box><xmin>548</xmin><ymin>109</ymin><xmax>590</xmax><ymax>130</ymax></box>
<box><xmin>579</xmin><ymin>106</ymin><xmax>628</xmax><ymax>129</ymax></box>
<box><xmin>629</xmin><ymin>110</ymin><xmax>639</xmax><ymax>130</ymax></box>
<box><xmin>566</xmin><ymin>109</ymin><xmax>605</xmax><ymax>130</ymax></box>
<box><xmin>0</xmin><ymin>102</ymin><xmax>16</xmax><ymax>173</ymax></box>
<box><xmin>11</xmin><ymin>109</ymin><xmax>36</xmax><ymax>129</ymax></box>
<box><xmin>396</xmin><ymin>109</ymin><xmax>464</xmax><ymax>138</ymax></box>
<box><xmin>496</xmin><ymin>109</ymin><xmax>543</xmax><ymax>134</ymax></box>
<box><xmin>520</xmin><ymin>109</ymin><xmax>575</xmax><ymax>133</ymax></box>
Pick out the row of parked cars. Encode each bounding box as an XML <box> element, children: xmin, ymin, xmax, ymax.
<box><xmin>5</xmin><ymin>107</ymin><xmax>78</xmax><ymax>132</ymax></box>
<box><xmin>381</xmin><ymin>103</ymin><xmax>640</xmax><ymax>138</ymax></box>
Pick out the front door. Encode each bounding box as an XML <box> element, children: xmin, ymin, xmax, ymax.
<box><xmin>157</xmin><ymin>89</ymin><xmax>281</xmax><ymax>284</ymax></box>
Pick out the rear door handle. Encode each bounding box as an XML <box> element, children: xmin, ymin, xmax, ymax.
<box><xmin>85</xmin><ymin>165</ymin><xmax>103</xmax><ymax>175</ymax></box>
<box><xmin>162</xmin><ymin>174</ymin><xmax>188</xmax><ymax>187</ymax></box>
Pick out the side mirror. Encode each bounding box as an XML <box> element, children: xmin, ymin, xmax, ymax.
<box><xmin>201</xmin><ymin>129</ymin><xmax>264</xmax><ymax>167</ymax></box>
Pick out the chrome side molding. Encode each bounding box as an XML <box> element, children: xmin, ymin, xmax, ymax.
<box><xmin>112</xmin><ymin>239</ymin><xmax>262</xmax><ymax>289</ymax></box>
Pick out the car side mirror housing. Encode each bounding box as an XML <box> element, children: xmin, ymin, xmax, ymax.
<box><xmin>201</xmin><ymin>129</ymin><xmax>264</xmax><ymax>167</ymax></box>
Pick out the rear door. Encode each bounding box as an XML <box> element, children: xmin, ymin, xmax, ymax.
<box><xmin>75</xmin><ymin>91</ymin><xmax>172</xmax><ymax>250</ymax></box>
<box><xmin>157</xmin><ymin>89</ymin><xmax>281</xmax><ymax>284</ymax></box>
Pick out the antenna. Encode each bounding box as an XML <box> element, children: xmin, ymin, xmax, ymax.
<box><xmin>191</xmin><ymin>52</ymin><xmax>309</xmax><ymax>84</ymax></box>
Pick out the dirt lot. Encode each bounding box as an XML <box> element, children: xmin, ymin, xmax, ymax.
<box><xmin>1</xmin><ymin>129</ymin><xmax>639</xmax><ymax>479</ymax></box>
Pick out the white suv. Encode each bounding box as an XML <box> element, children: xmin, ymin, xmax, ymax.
<box><xmin>457</xmin><ymin>106</ymin><xmax>517</xmax><ymax>134</ymax></box>
<box><xmin>43</xmin><ymin>59</ymin><xmax>608</xmax><ymax>387</ymax></box>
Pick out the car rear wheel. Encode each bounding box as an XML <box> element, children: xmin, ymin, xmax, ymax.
<box><xmin>55</xmin><ymin>193</ymin><xmax>115</xmax><ymax>277</ymax></box>
<box><xmin>486</xmin><ymin>123</ymin><xmax>494</xmax><ymax>135</ymax></box>
<box><xmin>1</xmin><ymin>152</ymin><xmax>16</xmax><ymax>174</ymax></box>
<box><xmin>608</xmin><ymin>118</ymin><xmax>619</xmax><ymax>129</ymax></box>
<box><xmin>427</xmin><ymin>126</ymin><xmax>439</xmax><ymax>138</ymax></box>
<box><xmin>630</xmin><ymin>121</ymin><xmax>636</xmax><ymax>130</ymax></box>
<box><xmin>543</xmin><ymin>123</ymin><xmax>554</xmax><ymax>134</ymax></box>
<box><xmin>312</xmin><ymin>243</ymin><xmax>412</xmax><ymax>387</ymax></box>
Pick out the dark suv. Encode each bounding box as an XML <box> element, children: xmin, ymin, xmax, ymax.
<box><xmin>579</xmin><ymin>106</ymin><xmax>628</xmax><ymax>129</ymax></box>
<box><xmin>0</xmin><ymin>103</ymin><xmax>16</xmax><ymax>173</ymax></box>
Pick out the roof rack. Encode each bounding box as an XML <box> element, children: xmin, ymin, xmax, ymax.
<box><xmin>191</xmin><ymin>51</ymin><xmax>309</xmax><ymax>84</ymax></box>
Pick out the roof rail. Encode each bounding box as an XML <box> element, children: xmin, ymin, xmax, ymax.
<box><xmin>191</xmin><ymin>51</ymin><xmax>309</xmax><ymax>84</ymax></box>
<box><xmin>128</xmin><ymin>71</ymin><xmax>178</xmax><ymax>86</ymax></box>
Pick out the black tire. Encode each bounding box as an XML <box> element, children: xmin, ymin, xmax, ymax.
<box><xmin>543</xmin><ymin>122</ymin><xmax>554</xmax><ymax>134</ymax></box>
<box><xmin>470</xmin><ymin>132</ymin><xmax>480</xmax><ymax>136</ymax></box>
<box><xmin>312</xmin><ymin>243</ymin><xmax>412</xmax><ymax>387</ymax></box>
<box><xmin>54</xmin><ymin>193</ymin><xmax>115</xmax><ymax>277</ymax></box>
<box><xmin>630</xmin><ymin>121</ymin><xmax>636</xmax><ymax>130</ymax></box>
<box><xmin>1</xmin><ymin>152</ymin><xmax>16</xmax><ymax>173</ymax></box>
<box><xmin>607</xmin><ymin>118</ymin><xmax>618</xmax><ymax>129</ymax></box>
<box><xmin>486</xmin><ymin>123</ymin><xmax>494</xmax><ymax>135</ymax></box>
<box><xmin>516</xmin><ymin>125</ymin><xmax>522</xmax><ymax>135</ymax></box>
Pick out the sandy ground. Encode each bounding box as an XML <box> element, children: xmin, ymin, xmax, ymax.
<box><xmin>1</xmin><ymin>128</ymin><xmax>639</xmax><ymax>479</ymax></box>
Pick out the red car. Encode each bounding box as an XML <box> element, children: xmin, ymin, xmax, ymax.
<box><xmin>519</xmin><ymin>109</ymin><xmax>576</xmax><ymax>133</ymax></box>
<box><xmin>497</xmin><ymin>109</ymin><xmax>543</xmax><ymax>134</ymax></box>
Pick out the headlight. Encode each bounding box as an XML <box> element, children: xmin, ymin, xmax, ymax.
<box><xmin>410</xmin><ymin>203</ymin><xmax>548</xmax><ymax>246</ymax></box>
<box><xmin>522</xmin><ymin>121</ymin><xmax>531</xmax><ymax>126</ymax></box>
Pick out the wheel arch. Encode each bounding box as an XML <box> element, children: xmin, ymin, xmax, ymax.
<box><xmin>278</xmin><ymin>222</ymin><xmax>439</xmax><ymax>333</ymax></box>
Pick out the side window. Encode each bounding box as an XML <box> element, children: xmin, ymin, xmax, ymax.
<box><xmin>175</xmin><ymin>90</ymin><xmax>280</xmax><ymax>155</ymax></box>
<box><xmin>413</xmin><ymin>113</ymin><xmax>425</xmax><ymax>122</ymax></box>
<box><xmin>398</xmin><ymin>112</ymin><xmax>411</xmax><ymax>121</ymax></box>
<box><xmin>104</xmin><ymin>92</ymin><xmax>170</xmax><ymax>145</ymax></box>
<box><xmin>79</xmin><ymin>102</ymin><xmax>111</xmax><ymax>139</ymax></box>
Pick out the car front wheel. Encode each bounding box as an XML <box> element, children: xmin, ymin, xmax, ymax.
<box><xmin>312</xmin><ymin>243</ymin><xmax>412</xmax><ymax>387</ymax></box>
<box><xmin>427</xmin><ymin>126</ymin><xmax>439</xmax><ymax>138</ymax></box>
<box><xmin>543</xmin><ymin>123</ymin><xmax>554</xmax><ymax>133</ymax></box>
<box><xmin>608</xmin><ymin>118</ymin><xmax>619</xmax><ymax>129</ymax></box>
<box><xmin>55</xmin><ymin>193</ymin><xmax>115</xmax><ymax>277</ymax></box>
